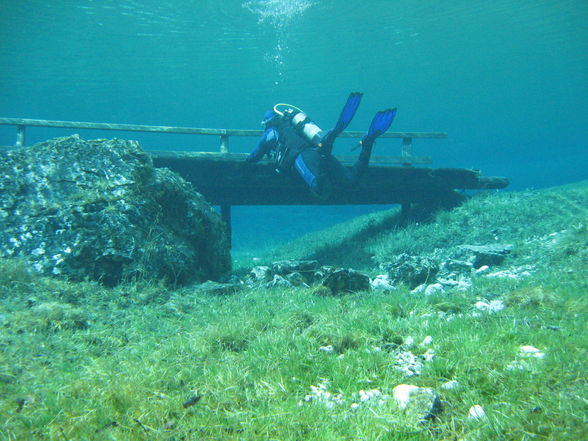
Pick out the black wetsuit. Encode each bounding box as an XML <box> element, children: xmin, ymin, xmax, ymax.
<box><xmin>247</xmin><ymin>116</ymin><xmax>373</xmax><ymax>198</ymax></box>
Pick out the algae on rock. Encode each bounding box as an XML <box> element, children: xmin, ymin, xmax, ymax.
<box><xmin>0</xmin><ymin>135</ymin><xmax>230</xmax><ymax>285</ymax></box>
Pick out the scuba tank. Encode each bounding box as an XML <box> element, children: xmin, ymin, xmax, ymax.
<box><xmin>274</xmin><ymin>103</ymin><xmax>325</xmax><ymax>148</ymax></box>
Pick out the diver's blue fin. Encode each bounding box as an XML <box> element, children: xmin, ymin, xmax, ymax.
<box><xmin>334</xmin><ymin>92</ymin><xmax>363</xmax><ymax>132</ymax></box>
<box><xmin>361</xmin><ymin>108</ymin><xmax>397</xmax><ymax>147</ymax></box>
<box><xmin>320</xmin><ymin>92</ymin><xmax>363</xmax><ymax>152</ymax></box>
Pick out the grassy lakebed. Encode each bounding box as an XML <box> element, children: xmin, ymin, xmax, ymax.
<box><xmin>1</xmin><ymin>182</ymin><xmax>587</xmax><ymax>440</ymax></box>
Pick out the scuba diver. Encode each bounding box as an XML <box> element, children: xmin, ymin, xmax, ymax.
<box><xmin>246</xmin><ymin>92</ymin><xmax>397</xmax><ymax>199</ymax></box>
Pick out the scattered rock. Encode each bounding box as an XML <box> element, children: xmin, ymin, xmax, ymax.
<box><xmin>272</xmin><ymin>260</ymin><xmax>320</xmax><ymax>277</ymax></box>
<box><xmin>392</xmin><ymin>384</ymin><xmax>442</xmax><ymax>421</ymax></box>
<box><xmin>268</xmin><ymin>274</ymin><xmax>293</xmax><ymax>288</ymax></box>
<box><xmin>370</xmin><ymin>274</ymin><xmax>395</xmax><ymax>291</ymax></box>
<box><xmin>440</xmin><ymin>258</ymin><xmax>473</xmax><ymax>275</ymax></box>
<box><xmin>484</xmin><ymin>265</ymin><xmax>535</xmax><ymax>280</ymax></box>
<box><xmin>403</xmin><ymin>336</ymin><xmax>415</xmax><ymax>348</ymax></box>
<box><xmin>474</xmin><ymin>299</ymin><xmax>505</xmax><ymax>313</ymax></box>
<box><xmin>420</xmin><ymin>336</ymin><xmax>433</xmax><ymax>346</ymax></box>
<box><xmin>475</xmin><ymin>265</ymin><xmax>490</xmax><ymax>275</ymax></box>
<box><xmin>394</xmin><ymin>350</ymin><xmax>426</xmax><ymax>376</ymax></box>
<box><xmin>193</xmin><ymin>281</ymin><xmax>242</xmax><ymax>296</ymax></box>
<box><xmin>381</xmin><ymin>254</ymin><xmax>440</xmax><ymax>289</ymax></box>
<box><xmin>285</xmin><ymin>272</ymin><xmax>309</xmax><ymax>287</ymax></box>
<box><xmin>301</xmin><ymin>381</ymin><xmax>344</xmax><ymax>409</ymax></box>
<box><xmin>320</xmin><ymin>268</ymin><xmax>370</xmax><ymax>295</ymax></box>
<box><xmin>468</xmin><ymin>404</ymin><xmax>486</xmax><ymax>420</ymax></box>
<box><xmin>518</xmin><ymin>345</ymin><xmax>545</xmax><ymax>359</ymax></box>
<box><xmin>506</xmin><ymin>345</ymin><xmax>546</xmax><ymax>371</ymax></box>
<box><xmin>440</xmin><ymin>380</ymin><xmax>460</xmax><ymax>390</ymax></box>
<box><xmin>424</xmin><ymin>283</ymin><xmax>444</xmax><ymax>296</ymax></box>
<box><xmin>248</xmin><ymin>261</ymin><xmax>370</xmax><ymax>294</ymax></box>
<box><xmin>438</xmin><ymin>277</ymin><xmax>472</xmax><ymax>291</ymax></box>
<box><xmin>250</xmin><ymin>266</ymin><xmax>271</xmax><ymax>282</ymax></box>
<box><xmin>456</xmin><ymin>244</ymin><xmax>513</xmax><ymax>268</ymax></box>
<box><xmin>359</xmin><ymin>389</ymin><xmax>383</xmax><ymax>403</ymax></box>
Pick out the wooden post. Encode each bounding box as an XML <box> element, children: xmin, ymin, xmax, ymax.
<box><xmin>220</xmin><ymin>135</ymin><xmax>229</xmax><ymax>153</ymax></box>
<box><xmin>16</xmin><ymin>125</ymin><xmax>25</xmax><ymax>148</ymax></box>
<box><xmin>401</xmin><ymin>137</ymin><xmax>413</xmax><ymax>165</ymax></box>
<box><xmin>221</xmin><ymin>205</ymin><xmax>232</xmax><ymax>247</ymax></box>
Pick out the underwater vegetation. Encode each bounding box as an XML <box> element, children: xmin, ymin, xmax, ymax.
<box><xmin>0</xmin><ymin>181</ymin><xmax>587</xmax><ymax>440</ymax></box>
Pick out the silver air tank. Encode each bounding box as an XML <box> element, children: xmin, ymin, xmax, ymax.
<box><xmin>290</xmin><ymin>111</ymin><xmax>325</xmax><ymax>147</ymax></box>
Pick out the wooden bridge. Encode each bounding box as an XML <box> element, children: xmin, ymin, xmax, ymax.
<box><xmin>0</xmin><ymin>117</ymin><xmax>508</xmax><ymax>240</ymax></box>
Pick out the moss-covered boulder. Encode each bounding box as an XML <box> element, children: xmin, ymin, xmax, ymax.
<box><xmin>0</xmin><ymin>135</ymin><xmax>230</xmax><ymax>285</ymax></box>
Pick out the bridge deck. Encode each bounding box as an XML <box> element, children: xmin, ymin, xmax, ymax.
<box><xmin>149</xmin><ymin>151</ymin><xmax>508</xmax><ymax>207</ymax></box>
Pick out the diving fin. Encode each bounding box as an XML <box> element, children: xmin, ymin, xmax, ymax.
<box><xmin>361</xmin><ymin>108</ymin><xmax>397</xmax><ymax>147</ymax></box>
<box><xmin>334</xmin><ymin>92</ymin><xmax>363</xmax><ymax>133</ymax></box>
<box><xmin>320</xmin><ymin>92</ymin><xmax>363</xmax><ymax>152</ymax></box>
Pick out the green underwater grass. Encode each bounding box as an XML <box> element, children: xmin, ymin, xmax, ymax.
<box><xmin>0</xmin><ymin>181</ymin><xmax>587</xmax><ymax>440</ymax></box>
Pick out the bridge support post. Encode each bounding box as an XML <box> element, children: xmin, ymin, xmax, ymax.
<box><xmin>401</xmin><ymin>137</ymin><xmax>413</xmax><ymax>165</ymax></box>
<box><xmin>16</xmin><ymin>125</ymin><xmax>25</xmax><ymax>148</ymax></box>
<box><xmin>220</xmin><ymin>135</ymin><xmax>229</xmax><ymax>153</ymax></box>
<box><xmin>221</xmin><ymin>204</ymin><xmax>232</xmax><ymax>247</ymax></box>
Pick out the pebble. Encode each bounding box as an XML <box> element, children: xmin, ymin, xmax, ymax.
<box><xmin>468</xmin><ymin>404</ymin><xmax>486</xmax><ymax>420</ymax></box>
<box><xmin>518</xmin><ymin>345</ymin><xmax>545</xmax><ymax>358</ymax></box>
<box><xmin>474</xmin><ymin>299</ymin><xmax>505</xmax><ymax>313</ymax></box>
<box><xmin>475</xmin><ymin>265</ymin><xmax>490</xmax><ymax>275</ymax></box>
<box><xmin>359</xmin><ymin>389</ymin><xmax>382</xmax><ymax>402</ymax></box>
<box><xmin>424</xmin><ymin>283</ymin><xmax>444</xmax><ymax>296</ymax></box>
<box><xmin>440</xmin><ymin>380</ymin><xmax>460</xmax><ymax>390</ymax></box>
<box><xmin>370</xmin><ymin>274</ymin><xmax>395</xmax><ymax>291</ymax></box>
<box><xmin>393</xmin><ymin>384</ymin><xmax>420</xmax><ymax>410</ymax></box>
<box><xmin>420</xmin><ymin>336</ymin><xmax>433</xmax><ymax>346</ymax></box>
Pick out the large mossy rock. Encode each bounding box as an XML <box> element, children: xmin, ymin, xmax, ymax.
<box><xmin>0</xmin><ymin>135</ymin><xmax>231</xmax><ymax>285</ymax></box>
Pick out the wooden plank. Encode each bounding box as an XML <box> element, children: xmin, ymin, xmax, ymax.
<box><xmin>146</xmin><ymin>150</ymin><xmax>432</xmax><ymax>165</ymax></box>
<box><xmin>0</xmin><ymin>117</ymin><xmax>447</xmax><ymax>139</ymax></box>
<box><xmin>151</xmin><ymin>154</ymin><xmax>508</xmax><ymax>206</ymax></box>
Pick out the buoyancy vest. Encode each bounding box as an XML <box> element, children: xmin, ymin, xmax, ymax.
<box><xmin>273</xmin><ymin>117</ymin><xmax>315</xmax><ymax>172</ymax></box>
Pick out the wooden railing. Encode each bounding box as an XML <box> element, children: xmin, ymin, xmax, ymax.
<box><xmin>0</xmin><ymin>117</ymin><xmax>448</xmax><ymax>164</ymax></box>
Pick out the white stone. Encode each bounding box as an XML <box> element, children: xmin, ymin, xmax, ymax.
<box><xmin>485</xmin><ymin>270</ymin><xmax>518</xmax><ymax>279</ymax></box>
<box><xmin>440</xmin><ymin>380</ymin><xmax>460</xmax><ymax>390</ymax></box>
<box><xmin>474</xmin><ymin>299</ymin><xmax>505</xmax><ymax>313</ymax></box>
<box><xmin>424</xmin><ymin>283</ymin><xmax>444</xmax><ymax>296</ymax></box>
<box><xmin>411</xmin><ymin>284</ymin><xmax>426</xmax><ymax>294</ymax></box>
<box><xmin>31</xmin><ymin>246</ymin><xmax>45</xmax><ymax>256</ymax></box>
<box><xmin>519</xmin><ymin>345</ymin><xmax>545</xmax><ymax>358</ymax></box>
<box><xmin>469</xmin><ymin>404</ymin><xmax>486</xmax><ymax>420</ymax></box>
<box><xmin>393</xmin><ymin>384</ymin><xmax>420</xmax><ymax>410</ymax></box>
<box><xmin>319</xmin><ymin>345</ymin><xmax>334</xmax><ymax>353</ymax></box>
<box><xmin>371</xmin><ymin>274</ymin><xmax>395</xmax><ymax>290</ymax></box>
<box><xmin>422</xmin><ymin>348</ymin><xmax>435</xmax><ymax>362</ymax></box>
<box><xmin>475</xmin><ymin>265</ymin><xmax>490</xmax><ymax>275</ymax></box>
<box><xmin>392</xmin><ymin>385</ymin><xmax>441</xmax><ymax>420</ymax></box>
<box><xmin>250</xmin><ymin>265</ymin><xmax>271</xmax><ymax>281</ymax></box>
<box><xmin>394</xmin><ymin>350</ymin><xmax>423</xmax><ymax>376</ymax></box>
<box><xmin>455</xmin><ymin>278</ymin><xmax>472</xmax><ymax>291</ymax></box>
<box><xmin>359</xmin><ymin>389</ymin><xmax>382</xmax><ymax>402</ymax></box>
<box><xmin>420</xmin><ymin>336</ymin><xmax>433</xmax><ymax>346</ymax></box>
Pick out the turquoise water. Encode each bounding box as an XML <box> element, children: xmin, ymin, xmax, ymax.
<box><xmin>1</xmin><ymin>0</ymin><xmax>587</xmax><ymax>251</ymax></box>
